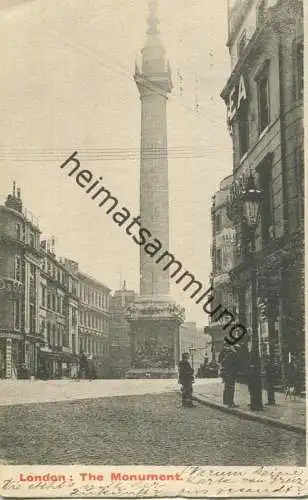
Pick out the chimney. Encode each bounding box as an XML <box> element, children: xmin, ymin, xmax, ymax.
<box><xmin>5</xmin><ymin>183</ymin><xmax>23</xmax><ymax>213</ymax></box>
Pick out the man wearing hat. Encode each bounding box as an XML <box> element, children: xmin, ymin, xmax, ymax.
<box><xmin>178</xmin><ymin>352</ymin><xmax>196</xmax><ymax>408</ymax></box>
<box><xmin>219</xmin><ymin>343</ymin><xmax>241</xmax><ymax>408</ymax></box>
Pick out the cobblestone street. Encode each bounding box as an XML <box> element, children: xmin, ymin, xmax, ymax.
<box><xmin>0</xmin><ymin>386</ymin><xmax>304</xmax><ymax>466</ymax></box>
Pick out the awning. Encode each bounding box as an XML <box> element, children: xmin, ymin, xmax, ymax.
<box><xmin>39</xmin><ymin>350</ymin><xmax>79</xmax><ymax>362</ymax></box>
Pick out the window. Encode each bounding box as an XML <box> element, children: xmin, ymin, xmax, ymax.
<box><xmin>238</xmin><ymin>100</ymin><xmax>249</xmax><ymax>157</ymax></box>
<box><xmin>258</xmin><ymin>71</ymin><xmax>270</xmax><ymax>133</ymax></box>
<box><xmin>215</xmin><ymin>214</ymin><xmax>222</xmax><ymax>233</ymax></box>
<box><xmin>257</xmin><ymin>0</ymin><xmax>266</xmax><ymax>26</ymax></box>
<box><xmin>16</xmin><ymin>224</ymin><xmax>21</xmax><ymax>240</ymax></box>
<box><xmin>237</xmin><ymin>30</ymin><xmax>247</xmax><ymax>59</ymax></box>
<box><xmin>289</xmin><ymin>146</ymin><xmax>305</xmax><ymax>230</ymax></box>
<box><xmin>29</xmin><ymin>264</ymin><xmax>36</xmax><ymax>302</ymax></box>
<box><xmin>52</xmin><ymin>323</ymin><xmax>56</xmax><ymax>346</ymax></box>
<box><xmin>14</xmin><ymin>300</ymin><xmax>21</xmax><ymax>330</ymax></box>
<box><xmin>15</xmin><ymin>256</ymin><xmax>21</xmax><ymax>281</ymax></box>
<box><xmin>47</xmin><ymin>322</ymin><xmax>51</xmax><ymax>344</ymax></box>
<box><xmin>216</xmin><ymin>249</ymin><xmax>222</xmax><ymax>272</ymax></box>
<box><xmin>52</xmin><ymin>294</ymin><xmax>56</xmax><ymax>311</ymax></box>
<box><xmin>30</xmin><ymin>304</ymin><xmax>36</xmax><ymax>333</ymax></box>
<box><xmin>57</xmin><ymin>324</ymin><xmax>62</xmax><ymax>347</ymax></box>
<box><xmin>296</xmin><ymin>42</ymin><xmax>304</xmax><ymax>99</ymax></box>
<box><xmin>47</xmin><ymin>292</ymin><xmax>51</xmax><ymax>309</ymax></box>
<box><xmin>41</xmin><ymin>286</ymin><xmax>46</xmax><ymax>307</ymax></box>
<box><xmin>72</xmin><ymin>308</ymin><xmax>77</xmax><ymax>327</ymax></box>
<box><xmin>257</xmin><ymin>155</ymin><xmax>273</xmax><ymax>246</ymax></box>
<box><xmin>63</xmin><ymin>329</ymin><xmax>69</xmax><ymax>348</ymax></box>
<box><xmin>30</xmin><ymin>231</ymin><xmax>36</xmax><ymax>248</ymax></box>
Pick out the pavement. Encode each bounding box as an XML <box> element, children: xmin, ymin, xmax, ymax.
<box><xmin>193</xmin><ymin>379</ymin><xmax>306</xmax><ymax>434</ymax></box>
<box><xmin>0</xmin><ymin>377</ymin><xmax>213</xmax><ymax>406</ymax></box>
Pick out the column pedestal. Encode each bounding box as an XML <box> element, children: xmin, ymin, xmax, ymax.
<box><xmin>125</xmin><ymin>296</ymin><xmax>184</xmax><ymax>379</ymax></box>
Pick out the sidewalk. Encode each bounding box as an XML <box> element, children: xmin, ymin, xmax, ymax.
<box><xmin>0</xmin><ymin>378</ymin><xmax>213</xmax><ymax>406</ymax></box>
<box><xmin>194</xmin><ymin>379</ymin><xmax>306</xmax><ymax>434</ymax></box>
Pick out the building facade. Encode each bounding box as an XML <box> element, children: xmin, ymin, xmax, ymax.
<box><xmin>110</xmin><ymin>283</ymin><xmax>136</xmax><ymax>378</ymax></box>
<box><xmin>215</xmin><ymin>0</ymin><xmax>304</xmax><ymax>385</ymax></box>
<box><xmin>78</xmin><ymin>269</ymin><xmax>111</xmax><ymax>378</ymax></box>
<box><xmin>207</xmin><ymin>175</ymin><xmax>237</xmax><ymax>358</ymax></box>
<box><xmin>0</xmin><ymin>185</ymin><xmax>43</xmax><ymax>378</ymax></box>
<box><xmin>0</xmin><ymin>186</ymin><xmax>113</xmax><ymax>379</ymax></box>
<box><xmin>39</xmin><ymin>243</ymin><xmax>79</xmax><ymax>379</ymax></box>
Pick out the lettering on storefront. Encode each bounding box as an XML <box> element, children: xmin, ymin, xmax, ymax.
<box><xmin>227</xmin><ymin>74</ymin><xmax>248</xmax><ymax>122</ymax></box>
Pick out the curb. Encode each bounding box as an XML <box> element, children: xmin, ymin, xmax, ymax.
<box><xmin>193</xmin><ymin>395</ymin><xmax>306</xmax><ymax>435</ymax></box>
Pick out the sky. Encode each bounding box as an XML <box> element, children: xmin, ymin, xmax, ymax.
<box><xmin>0</xmin><ymin>0</ymin><xmax>232</xmax><ymax>326</ymax></box>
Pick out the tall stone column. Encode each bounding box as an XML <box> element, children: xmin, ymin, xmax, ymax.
<box><xmin>126</xmin><ymin>1</ymin><xmax>184</xmax><ymax>378</ymax></box>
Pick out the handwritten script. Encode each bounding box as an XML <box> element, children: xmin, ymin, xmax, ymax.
<box><xmin>0</xmin><ymin>466</ymin><xmax>307</xmax><ymax>497</ymax></box>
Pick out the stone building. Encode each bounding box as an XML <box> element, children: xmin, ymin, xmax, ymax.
<box><xmin>78</xmin><ymin>269</ymin><xmax>111</xmax><ymax>378</ymax></box>
<box><xmin>216</xmin><ymin>0</ymin><xmax>304</xmax><ymax>384</ymax></box>
<box><xmin>0</xmin><ymin>184</ymin><xmax>42</xmax><ymax>378</ymax></box>
<box><xmin>207</xmin><ymin>175</ymin><xmax>237</xmax><ymax>359</ymax></box>
<box><xmin>39</xmin><ymin>243</ymin><xmax>79</xmax><ymax>378</ymax></box>
<box><xmin>110</xmin><ymin>283</ymin><xmax>136</xmax><ymax>378</ymax></box>
<box><xmin>0</xmin><ymin>185</ymin><xmax>114</xmax><ymax>379</ymax></box>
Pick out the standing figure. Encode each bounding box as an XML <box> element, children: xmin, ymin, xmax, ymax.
<box><xmin>88</xmin><ymin>354</ymin><xmax>96</xmax><ymax>381</ymax></box>
<box><xmin>219</xmin><ymin>344</ymin><xmax>240</xmax><ymax>408</ymax></box>
<box><xmin>78</xmin><ymin>351</ymin><xmax>88</xmax><ymax>380</ymax></box>
<box><xmin>178</xmin><ymin>353</ymin><xmax>196</xmax><ymax>408</ymax></box>
<box><xmin>264</xmin><ymin>354</ymin><xmax>276</xmax><ymax>405</ymax></box>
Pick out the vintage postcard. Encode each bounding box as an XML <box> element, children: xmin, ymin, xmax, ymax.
<box><xmin>0</xmin><ymin>0</ymin><xmax>306</xmax><ymax>498</ymax></box>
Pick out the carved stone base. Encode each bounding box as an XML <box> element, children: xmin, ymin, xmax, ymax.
<box><xmin>125</xmin><ymin>297</ymin><xmax>184</xmax><ymax>379</ymax></box>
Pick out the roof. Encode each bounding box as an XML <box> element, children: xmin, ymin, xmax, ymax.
<box><xmin>77</xmin><ymin>270</ymin><xmax>111</xmax><ymax>291</ymax></box>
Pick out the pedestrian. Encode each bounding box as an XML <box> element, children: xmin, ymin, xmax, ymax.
<box><xmin>288</xmin><ymin>355</ymin><xmax>301</xmax><ymax>396</ymax></box>
<box><xmin>219</xmin><ymin>344</ymin><xmax>240</xmax><ymax>408</ymax></box>
<box><xmin>88</xmin><ymin>354</ymin><xmax>96</xmax><ymax>381</ymax></box>
<box><xmin>18</xmin><ymin>362</ymin><xmax>31</xmax><ymax>380</ymax></box>
<box><xmin>78</xmin><ymin>351</ymin><xmax>88</xmax><ymax>380</ymax></box>
<box><xmin>178</xmin><ymin>352</ymin><xmax>196</xmax><ymax>408</ymax></box>
<box><xmin>264</xmin><ymin>354</ymin><xmax>276</xmax><ymax>405</ymax></box>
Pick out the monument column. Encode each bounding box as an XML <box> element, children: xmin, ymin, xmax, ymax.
<box><xmin>126</xmin><ymin>1</ymin><xmax>184</xmax><ymax>379</ymax></box>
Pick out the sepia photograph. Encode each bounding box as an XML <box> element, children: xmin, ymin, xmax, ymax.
<box><xmin>0</xmin><ymin>0</ymin><xmax>305</xmax><ymax>483</ymax></box>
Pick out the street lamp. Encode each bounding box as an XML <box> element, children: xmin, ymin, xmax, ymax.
<box><xmin>242</xmin><ymin>172</ymin><xmax>263</xmax><ymax>411</ymax></box>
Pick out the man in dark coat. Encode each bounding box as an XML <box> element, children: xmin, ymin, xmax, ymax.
<box><xmin>219</xmin><ymin>344</ymin><xmax>240</xmax><ymax>408</ymax></box>
<box><xmin>178</xmin><ymin>353</ymin><xmax>196</xmax><ymax>407</ymax></box>
<box><xmin>78</xmin><ymin>351</ymin><xmax>88</xmax><ymax>380</ymax></box>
